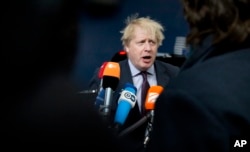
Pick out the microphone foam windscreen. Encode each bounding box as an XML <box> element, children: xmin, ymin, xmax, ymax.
<box><xmin>114</xmin><ymin>83</ymin><xmax>137</xmax><ymax>125</ymax></box>
<box><xmin>145</xmin><ymin>85</ymin><xmax>164</xmax><ymax>110</ymax></box>
<box><xmin>98</xmin><ymin>62</ymin><xmax>108</xmax><ymax>79</ymax></box>
<box><xmin>102</xmin><ymin>62</ymin><xmax>120</xmax><ymax>90</ymax></box>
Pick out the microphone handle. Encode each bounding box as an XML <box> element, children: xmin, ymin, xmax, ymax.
<box><xmin>143</xmin><ymin>110</ymin><xmax>154</xmax><ymax>147</ymax></box>
<box><xmin>149</xmin><ymin>110</ymin><xmax>154</xmax><ymax>124</ymax></box>
<box><xmin>103</xmin><ymin>87</ymin><xmax>113</xmax><ymax>115</ymax></box>
<box><xmin>118</xmin><ymin>114</ymin><xmax>149</xmax><ymax>138</ymax></box>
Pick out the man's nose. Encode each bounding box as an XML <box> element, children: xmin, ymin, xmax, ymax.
<box><xmin>144</xmin><ymin>42</ymin><xmax>152</xmax><ymax>51</ymax></box>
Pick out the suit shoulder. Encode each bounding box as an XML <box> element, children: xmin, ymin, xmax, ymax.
<box><xmin>155</xmin><ymin>60</ymin><xmax>180</xmax><ymax>70</ymax></box>
<box><xmin>154</xmin><ymin>60</ymin><xmax>180</xmax><ymax>78</ymax></box>
<box><xmin>118</xmin><ymin>59</ymin><xmax>127</xmax><ymax>66</ymax></box>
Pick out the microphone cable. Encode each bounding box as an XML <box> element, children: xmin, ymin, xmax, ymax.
<box><xmin>117</xmin><ymin>113</ymin><xmax>150</xmax><ymax>138</ymax></box>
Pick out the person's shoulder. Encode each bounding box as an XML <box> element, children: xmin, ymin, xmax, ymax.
<box><xmin>118</xmin><ymin>59</ymin><xmax>128</xmax><ymax>64</ymax></box>
<box><xmin>118</xmin><ymin>59</ymin><xmax>129</xmax><ymax>68</ymax></box>
<box><xmin>155</xmin><ymin>60</ymin><xmax>180</xmax><ymax>70</ymax></box>
<box><xmin>154</xmin><ymin>60</ymin><xmax>180</xmax><ymax>77</ymax></box>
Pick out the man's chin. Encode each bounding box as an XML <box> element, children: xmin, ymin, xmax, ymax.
<box><xmin>140</xmin><ymin>62</ymin><xmax>153</xmax><ymax>70</ymax></box>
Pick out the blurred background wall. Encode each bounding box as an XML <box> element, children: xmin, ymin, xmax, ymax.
<box><xmin>71</xmin><ymin>0</ymin><xmax>188</xmax><ymax>91</ymax></box>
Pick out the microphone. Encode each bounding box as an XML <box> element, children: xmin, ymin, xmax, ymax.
<box><xmin>98</xmin><ymin>61</ymin><xmax>108</xmax><ymax>92</ymax></box>
<box><xmin>144</xmin><ymin>85</ymin><xmax>164</xmax><ymax>111</ymax></box>
<box><xmin>94</xmin><ymin>62</ymin><xmax>108</xmax><ymax>110</ymax></box>
<box><xmin>117</xmin><ymin>85</ymin><xmax>163</xmax><ymax>138</ymax></box>
<box><xmin>94</xmin><ymin>88</ymin><xmax>105</xmax><ymax>110</ymax></box>
<box><xmin>101</xmin><ymin>62</ymin><xmax>120</xmax><ymax>116</ymax></box>
<box><xmin>143</xmin><ymin>85</ymin><xmax>164</xmax><ymax>147</ymax></box>
<box><xmin>114</xmin><ymin>83</ymin><xmax>137</xmax><ymax>127</ymax></box>
<box><xmin>98</xmin><ymin>62</ymin><xmax>108</xmax><ymax>79</ymax></box>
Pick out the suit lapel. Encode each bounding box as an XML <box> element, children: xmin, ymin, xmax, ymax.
<box><xmin>154</xmin><ymin>61</ymin><xmax>170</xmax><ymax>88</ymax></box>
<box><xmin>119</xmin><ymin>60</ymin><xmax>142</xmax><ymax>120</ymax></box>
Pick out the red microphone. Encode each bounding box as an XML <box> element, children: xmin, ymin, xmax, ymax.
<box><xmin>98</xmin><ymin>61</ymin><xmax>108</xmax><ymax>79</ymax></box>
<box><xmin>97</xmin><ymin>62</ymin><xmax>108</xmax><ymax>92</ymax></box>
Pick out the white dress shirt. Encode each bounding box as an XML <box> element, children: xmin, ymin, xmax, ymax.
<box><xmin>128</xmin><ymin>59</ymin><xmax>157</xmax><ymax>112</ymax></box>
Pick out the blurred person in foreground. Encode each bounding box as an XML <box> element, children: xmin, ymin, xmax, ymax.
<box><xmin>1</xmin><ymin>0</ymin><xmax>120</xmax><ymax>151</ymax></box>
<box><xmin>146</xmin><ymin>0</ymin><xmax>250</xmax><ymax>151</ymax></box>
<box><xmin>89</xmin><ymin>14</ymin><xmax>179</xmax><ymax>152</ymax></box>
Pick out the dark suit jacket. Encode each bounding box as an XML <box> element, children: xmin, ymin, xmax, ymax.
<box><xmin>89</xmin><ymin>59</ymin><xmax>180</xmax><ymax>152</ymax></box>
<box><xmin>147</xmin><ymin>37</ymin><xmax>250</xmax><ymax>152</ymax></box>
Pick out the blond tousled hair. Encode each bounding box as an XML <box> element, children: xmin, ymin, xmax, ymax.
<box><xmin>120</xmin><ymin>13</ymin><xmax>165</xmax><ymax>47</ymax></box>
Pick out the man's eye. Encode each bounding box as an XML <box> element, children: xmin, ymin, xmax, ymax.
<box><xmin>137</xmin><ymin>41</ymin><xmax>144</xmax><ymax>45</ymax></box>
<box><xmin>150</xmin><ymin>40</ymin><xmax>156</xmax><ymax>43</ymax></box>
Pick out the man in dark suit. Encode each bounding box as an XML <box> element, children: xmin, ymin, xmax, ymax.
<box><xmin>89</xmin><ymin>14</ymin><xmax>180</xmax><ymax>152</ymax></box>
<box><xmin>147</xmin><ymin>0</ymin><xmax>250</xmax><ymax>152</ymax></box>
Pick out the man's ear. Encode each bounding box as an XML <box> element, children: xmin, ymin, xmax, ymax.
<box><xmin>125</xmin><ymin>46</ymin><xmax>129</xmax><ymax>53</ymax></box>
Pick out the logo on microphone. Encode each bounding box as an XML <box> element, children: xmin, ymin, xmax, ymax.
<box><xmin>124</xmin><ymin>92</ymin><xmax>136</xmax><ymax>102</ymax></box>
<box><xmin>107</xmin><ymin>63</ymin><xmax>116</xmax><ymax>68</ymax></box>
<box><xmin>147</xmin><ymin>93</ymin><xmax>159</xmax><ymax>102</ymax></box>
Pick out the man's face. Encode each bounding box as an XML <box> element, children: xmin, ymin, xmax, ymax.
<box><xmin>125</xmin><ymin>26</ymin><xmax>158</xmax><ymax>71</ymax></box>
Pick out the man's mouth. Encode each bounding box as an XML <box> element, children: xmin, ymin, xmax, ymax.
<box><xmin>142</xmin><ymin>56</ymin><xmax>151</xmax><ymax>59</ymax></box>
<box><xmin>142</xmin><ymin>56</ymin><xmax>152</xmax><ymax>63</ymax></box>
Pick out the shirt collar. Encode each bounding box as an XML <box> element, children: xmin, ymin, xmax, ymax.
<box><xmin>128</xmin><ymin>59</ymin><xmax>154</xmax><ymax>77</ymax></box>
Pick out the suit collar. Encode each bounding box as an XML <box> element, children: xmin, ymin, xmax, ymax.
<box><xmin>154</xmin><ymin>60</ymin><xmax>169</xmax><ymax>87</ymax></box>
<box><xmin>119</xmin><ymin>59</ymin><xmax>172</xmax><ymax>88</ymax></box>
<box><xmin>127</xmin><ymin>59</ymin><xmax>155</xmax><ymax>77</ymax></box>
